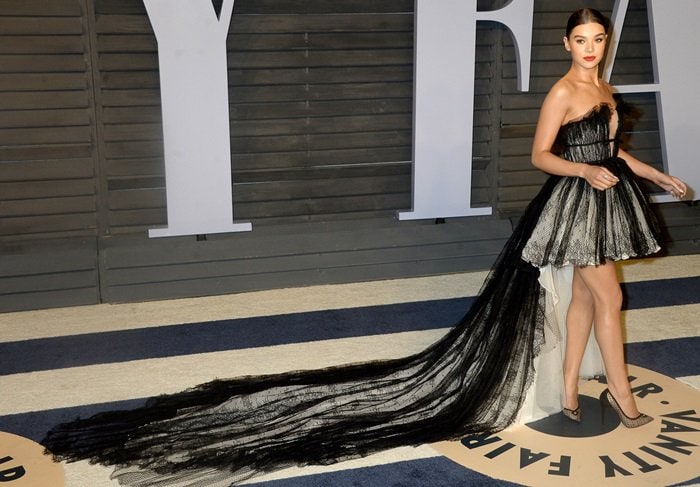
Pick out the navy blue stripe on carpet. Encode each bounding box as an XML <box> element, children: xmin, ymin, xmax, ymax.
<box><xmin>0</xmin><ymin>298</ymin><xmax>471</xmax><ymax>376</ymax></box>
<box><xmin>621</xmin><ymin>277</ymin><xmax>700</xmax><ymax>309</ymax></box>
<box><xmin>1</xmin><ymin>277</ymin><xmax>698</xmax><ymax>376</ymax></box>
<box><xmin>625</xmin><ymin>336</ymin><xmax>700</xmax><ymax>378</ymax></box>
<box><xmin>247</xmin><ymin>457</ymin><xmax>523</xmax><ymax>487</ymax></box>
<box><xmin>0</xmin><ymin>399</ymin><xmax>148</xmax><ymax>443</ymax></box>
<box><xmin>0</xmin><ymin>337</ymin><xmax>695</xmax><ymax>444</ymax></box>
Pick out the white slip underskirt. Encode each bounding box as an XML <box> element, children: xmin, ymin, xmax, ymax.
<box><xmin>517</xmin><ymin>264</ymin><xmax>605</xmax><ymax>424</ymax></box>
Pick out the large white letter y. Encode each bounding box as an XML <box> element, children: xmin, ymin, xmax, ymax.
<box><xmin>146</xmin><ymin>0</ymin><xmax>251</xmax><ymax>238</ymax></box>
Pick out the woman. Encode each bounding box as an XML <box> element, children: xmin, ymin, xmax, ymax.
<box><xmin>523</xmin><ymin>7</ymin><xmax>686</xmax><ymax>426</ymax></box>
<box><xmin>42</xmin><ymin>8</ymin><xmax>687</xmax><ymax>486</ymax></box>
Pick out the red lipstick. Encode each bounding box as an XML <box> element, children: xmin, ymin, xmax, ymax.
<box><xmin>584</xmin><ymin>56</ymin><xmax>596</xmax><ymax>62</ymax></box>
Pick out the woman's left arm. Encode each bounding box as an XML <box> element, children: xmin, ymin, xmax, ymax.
<box><xmin>618</xmin><ymin>149</ymin><xmax>687</xmax><ymax>198</ymax></box>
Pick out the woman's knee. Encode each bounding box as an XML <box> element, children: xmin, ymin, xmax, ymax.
<box><xmin>577</xmin><ymin>264</ymin><xmax>623</xmax><ymax>311</ymax></box>
<box><xmin>572</xmin><ymin>268</ymin><xmax>594</xmax><ymax>304</ymax></box>
<box><xmin>584</xmin><ymin>276</ymin><xmax>623</xmax><ymax>313</ymax></box>
<box><xmin>595</xmin><ymin>284</ymin><xmax>623</xmax><ymax>311</ymax></box>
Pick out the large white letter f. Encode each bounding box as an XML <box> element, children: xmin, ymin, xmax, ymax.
<box><xmin>400</xmin><ymin>0</ymin><xmax>533</xmax><ymax>221</ymax></box>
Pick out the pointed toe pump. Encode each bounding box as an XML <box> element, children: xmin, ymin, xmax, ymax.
<box><xmin>562</xmin><ymin>406</ymin><xmax>582</xmax><ymax>423</ymax></box>
<box><xmin>599</xmin><ymin>389</ymin><xmax>653</xmax><ymax>428</ymax></box>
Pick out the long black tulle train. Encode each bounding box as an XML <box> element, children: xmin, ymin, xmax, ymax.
<box><xmin>43</xmin><ymin>159</ymin><xmax>659</xmax><ymax>486</ymax></box>
<box><xmin>42</xmin><ymin>102</ymin><xmax>663</xmax><ymax>485</ymax></box>
<box><xmin>43</xmin><ymin>146</ymin><xmax>656</xmax><ymax>487</ymax></box>
<box><xmin>42</xmin><ymin>179</ymin><xmax>559</xmax><ymax>486</ymax></box>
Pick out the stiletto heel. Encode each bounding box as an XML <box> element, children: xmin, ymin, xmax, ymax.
<box><xmin>599</xmin><ymin>390</ymin><xmax>608</xmax><ymax>423</ymax></box>
<box><xmin>599</xmin><ymin>388</ymin><xmax>653</xmax><ymax>428</ymax></box>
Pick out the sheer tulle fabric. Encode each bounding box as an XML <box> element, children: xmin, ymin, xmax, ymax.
<box><xmin>42</xmin><ymin>211</ymin><xmax>548</xmax><ymax>486</ymax></box>
<box><xmin>522</xmin><ymin>104</ymin><xmax>660</xmax><ymax>266</ymax></box>
<box><xmin>42</xmin><ymin>104</ymin><xmax>660</xmax><ymax>486</ymax></box>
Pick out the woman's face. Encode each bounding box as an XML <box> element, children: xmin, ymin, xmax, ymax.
<box><xmin>564</xmin><ymin>22</ymin><xmax>607</xmax><ymax>68</ymax></box>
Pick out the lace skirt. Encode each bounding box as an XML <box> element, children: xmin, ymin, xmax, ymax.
<box><xmin>516</xmin><ymin>156</ymin><xmax>661</xmax><ymax>422</ymax></box>
<box><xmin>521</xmin><ymin>156</ymin><xmax>660</xmax><ymax>267</ymax></box>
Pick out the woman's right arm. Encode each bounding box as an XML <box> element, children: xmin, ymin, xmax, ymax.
<box><xmin>531</xmin><ymin>85</ymin><xmax>618</xmax><ymax>191</ymax></box>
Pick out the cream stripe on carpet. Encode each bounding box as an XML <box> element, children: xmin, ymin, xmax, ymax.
<box><xmin>2</xmin><ymin>300</ymin><xmax>698</xmax><ymax>416</ymax></box>
<box><xmin>1</xmin><ymin>254</ymin><xmax>698</xmax><ymax>343</ymax></box>
<box><xmin>0</xmin><ymin>254</ymin><xmax>697</xmax><ymax>486</ymax></box>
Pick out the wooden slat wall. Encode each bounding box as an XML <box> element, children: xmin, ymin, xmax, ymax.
<box><xmin>99</xmin><ymin>0</ymin><xmax>415</xmax><ymax>231</ymax></box>
<box><xmin>1</xmin><ymin>0</ymin><xmax>698</xmax><ymax>311</ymax></box>
<box><xmin>95</xmin><ymin>0</ymin><xmax>508</xmax><ymax>304</ymax></box>
<box><xmin>497</xmin><ymin>0</ymin><xmax>700</xmax><ymax>255</ymax></box>
<box><xmin>97</xmin><ymin>0</ymin><xmax>497</xmax><ymax>231</ymax></box>
<box><xmin>0</xmin><ymin>0</ymin><xmax>99</xmax><ymax>311</ymax></box>
<box><xmin>498</xmin><ymin>0</ymin><xmax>655</xmax><ymax>211</ymax></box>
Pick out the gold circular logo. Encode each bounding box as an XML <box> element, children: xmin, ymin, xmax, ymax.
<box><xmin>0</xmin><ymin>431</ymin><xmax>64</xmax><ymax>486</ymax></box>
<box><xmin>432</xmin><ymin>365</ymin><xmax>700</xmax><ymax>486</ymax></box>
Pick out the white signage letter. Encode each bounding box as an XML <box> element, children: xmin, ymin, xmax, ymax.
<box><xmin>399</xmin><ymin>0</ymin><xmax>534</xmax><ymax>220</ymax></box>
<box><xmin>605</xmin><ymin>0</ymin><xmax>699</xmax><ymax>202</ymax></box>
<box><xmin>146</xmin><ymin>0</ymin><xmax>251</xmax><ymax>238</ymax></box>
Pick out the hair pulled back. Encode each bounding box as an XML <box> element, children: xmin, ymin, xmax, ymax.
<box><xmin>566</xmin><ymin>8</ymin><xmax>610</xmax><ymax>38</ymax></box>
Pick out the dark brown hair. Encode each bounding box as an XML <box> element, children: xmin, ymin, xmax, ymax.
<box><xmin>565</xmin><ymin>8</ymin><xmax>610</xmax><ymax>38</ymax></box>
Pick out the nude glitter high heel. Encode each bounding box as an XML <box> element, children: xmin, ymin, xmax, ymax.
<box><xmin>599</xmin><ymin>388</ymin><xmax>653</xmax><ymax>428</ymax></box>
<box><xmin>561</xmin><ymin>398</ymin><xmax>582</xmax><ymax>423</ymax></box>
<box><xmin>562</xmin><ymin>404</ymin><xmax>582</xmax><ymax>423</ymax></box>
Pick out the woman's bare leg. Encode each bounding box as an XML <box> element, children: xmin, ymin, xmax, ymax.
<box><xmin>575</xmin><ymin>260</ymin><xmax>641</xmax><ymax>417</ymax></box>
<box><xmin>563</xmin><ymin>267</ymin><xmax>594</xmax><ymax>410</ymax></box>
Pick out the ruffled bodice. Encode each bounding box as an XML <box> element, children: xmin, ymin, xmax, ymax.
<box><xmin>521</xmin><ymin>103</ymin><xmax>660</xmax><ymax>267</ymax></box>
<box><xmin>558</xmin><ymin>103</ymin><xmax>620</xmax><ymax>164</ymax></box>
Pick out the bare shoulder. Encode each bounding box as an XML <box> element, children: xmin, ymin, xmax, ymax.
<box><xmin>539</xmin><ymin>78</ymin><xmax>573</xmax><ymax>120</ymax></box>
<box><xmin>600</xmin><ymin>78</ymin><xmax>616</xmax><ymax>97</ymax></box>
<box><xmin>546</xmin><ymin>77</ymin><xmax>576</xmax><ymax>104</ymax></box>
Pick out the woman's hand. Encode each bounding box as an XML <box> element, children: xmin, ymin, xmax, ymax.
<box><xmin>581</xmin><ymin>164</ymin><xmax>619</xmax><ymax>191</ymax></box>
<box><xmin>654</xmin><ymin>173</ymin><xmax>687</xmax><ymax>199</ymax></box>
<box><xmin>618</xmin><ymin>149</ymin><xmax>688</xmax><ymax>198</ymax></box>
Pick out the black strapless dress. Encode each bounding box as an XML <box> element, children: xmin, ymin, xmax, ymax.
<box><xmin>42</xmin><ymin>103</ymin><xmax>661</xmax><ymax>487</ymax></box>
<box><xmin>522</xmin><ymin>103</ymin><xmax>660</xmax><ymax>266</ymax></box>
